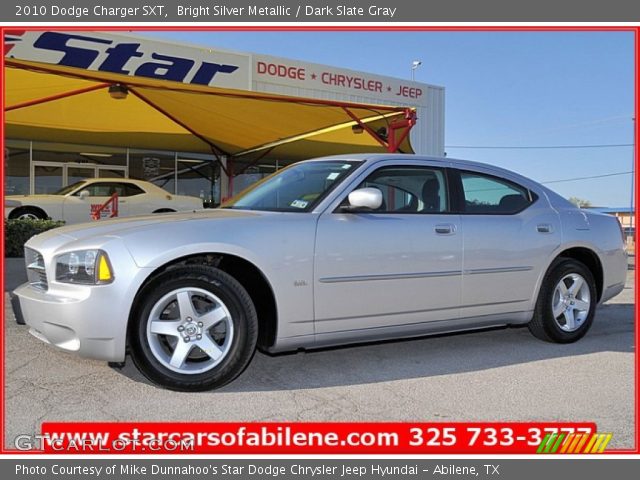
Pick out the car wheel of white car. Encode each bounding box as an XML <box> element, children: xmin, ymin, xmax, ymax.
<box><xmin>528</xmin><ymin>258</ymin><xmax>597</xmax><ymax>343</ymax></box>
<box><xmin>129</xmin><ymin>265</ymin><xmax>258</xmax><ymax>391</ymax></box>
<box><xmin>9</xmin><ymin>207</ymin><xmax>47</xmax><ymax>220</ymax></box>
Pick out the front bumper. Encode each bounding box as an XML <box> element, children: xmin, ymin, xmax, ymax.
<box><xmin>13</xmin><ymin>281</ymin><xmax>131</xmax><ymax>362</ymax></box>
<box><xmin>10</xmin><ymin>293</ymin><xmax>25</xmax><ymax>325</ymax></box>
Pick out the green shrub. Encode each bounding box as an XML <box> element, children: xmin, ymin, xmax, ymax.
<box><xmin>5</xmin><ymin>219</ymin><xmax>65</xmax><ymax>257</ymax></box>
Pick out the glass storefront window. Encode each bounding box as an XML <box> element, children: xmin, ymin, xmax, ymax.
<box><xmin>67</xmin><ymin>166</ymin><xmax>98</xmax><ymax>185</ymax></box>
<box><xmin>129</xmin><ymin>150</ymin><xmax>175</xmax><ymax>193</ymax></box>
<box><xmin>32</xmin><ymin>141</ymin><xmax>127</xmax><ymax>167</ymax></box>
<box><xmin>34</xmin><ymin>164</ymin><xmax>63</xmax><ymax>194</ymax></box>
<box><xmin>28</xmin><ymin>142</ymin><xmax>128</xmax><ymax>193</ymax></box>
<box><xmin>4</xmin><ymin>140</ymin><xmax>274</xmax><ymax>203</ymax></box>
<box><xmin>98</xmin><ymin>168</ymin><xmax>126</xmax><ymax>178</ymax></box>
<box><xmin>176</xmin><ymin>159</ymin><xmax>219</xmax><ymax>207</ymax></box>
<box><xmin>5</xmin><ymin>139</ymin><xmax>30</xmax><ymax>195</ymax></box>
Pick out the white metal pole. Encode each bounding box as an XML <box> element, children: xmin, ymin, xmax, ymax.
<box><xmin>630</xmin><ymin>117</ymin><xmax>636</xmax><ymax>245</ymax></box>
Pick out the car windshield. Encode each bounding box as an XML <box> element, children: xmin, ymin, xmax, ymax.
<box><xmin>222</xmin><ymin>160</ymin><xmax>361</xmax><ymax>212</ymax></box>
<box><xmin>54</xmin><ymin>181</ymin><xmax>86</xmax><ymax>195</ymax></box>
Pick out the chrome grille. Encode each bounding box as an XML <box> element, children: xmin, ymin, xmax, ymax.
<box><xmin>24</xmin><ymin>248</ymin><xmax>48</xmax><ymax>291</ymax></box>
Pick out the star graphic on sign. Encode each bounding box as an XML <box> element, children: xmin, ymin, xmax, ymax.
<box><xmin>387</xmin><ymin>86</ymin><xmax>392</xmax><ymax>92</ymax></box>
<box><xmin>311</xmin><ymin>73</ymin><xmax>317</xmax><ymax>80</ymax></box>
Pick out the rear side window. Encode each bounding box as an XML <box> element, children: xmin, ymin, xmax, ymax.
<box><xmin>460</xmin><ymin>171</ymin><xmax>533</xmax><ymax>214</ymax></box>
<box><xmin>125</xmin><ymin>184</ymin><xmax>145</xmax><ymax>196</ymax></box>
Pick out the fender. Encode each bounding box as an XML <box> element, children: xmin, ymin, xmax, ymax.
<box><xmin>129</xmin><ymin>242</ymin><xmax>307</xmax><ymax>340</ymax></box>
<box><xmin>531</xmin><ymin>240</ymin><xmax>604</xmax><ymax>311</ymax></box>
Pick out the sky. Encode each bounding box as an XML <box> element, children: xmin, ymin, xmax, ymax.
<box><xmin>139</xmin><ymin>30</ymin><xmax>636</xmax><ymax>207</ymax></box>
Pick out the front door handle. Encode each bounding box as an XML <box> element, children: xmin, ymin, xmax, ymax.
<box><xmin>537</xmin><ymin>223</ymin><xmax>553</xmax><ymax>233</ymax></box>
<box><xmin>435</xmin><ymin>224</ymin><xmax>456</xmax><ymax>235</ymax></box>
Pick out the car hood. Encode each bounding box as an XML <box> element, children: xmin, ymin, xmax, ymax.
<box><xmin>32</xmin><ymin>209</ymin><xmax>260</xmax><ymax>243</ymax></box>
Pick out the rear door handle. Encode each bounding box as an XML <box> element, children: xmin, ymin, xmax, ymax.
<box><xmin>435</xmin><ymin>224</ymin><xmax>456</xmax><ymax>235</ymax></box>
<box><xmin>537</xmin><ymin>223</ymin><xmax>553</xmax><ymax>233</ymax></box>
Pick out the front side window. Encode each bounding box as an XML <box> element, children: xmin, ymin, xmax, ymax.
<box><xmin>460</xmin><ymin>171</ymin><xmax>532</xmax><ymax>214</ymax></box>
<box><xmin>222</xmin><ymin>160</ymin><xmax>361</xmax><ymax>212</ymax></box>
<box><xmin>352</xmin><ymin>166</ymin><xmax>448</xmax><ymax>213</ymax></box>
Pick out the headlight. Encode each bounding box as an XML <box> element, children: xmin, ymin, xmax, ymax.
<box><xmin>55</xmin><ymin>249</ymin><xmax>114</xmax><ymax>285</ymax></box>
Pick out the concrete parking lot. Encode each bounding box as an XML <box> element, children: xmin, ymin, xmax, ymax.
<box><xmin>4</xmin><ymin>257</ymin><xmax>636</xmax><ymax>450</ymax></box>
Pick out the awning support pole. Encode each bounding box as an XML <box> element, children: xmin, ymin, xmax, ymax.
<box><xmin>129</xmin><ymin>86</ymin><xmax>232</xmax><ymax>159</ymax></box>
<box><xmin>387</xmin><ymin>109</ymin><xmax>417</xmax><ymax>153</ymax></box>
<box><xmin>131</xmin><ymin>86</ymin><xmax>235</xmax><ymax>188</ymax></box>
<box><xmin>342</xmin><ymin>107</ymin><xmax>389</xmax><ymax>149</ymax></box>
<box><xmin>227</xmin><ymin>158</ymin><xmax>235</xmax><ymax>200</ymax></box>
<box><xmin>210</xmin><ymin>148</ymin><xmax>231</xmax><ymax>177</ymax></box>
<box><xmin>179</xmin><ymin>160</ymin><xmax>214</xmax><ymax>182</ymax></box>
<box><xmin>5</xmin><ymin>83</ymin><xmax>111</xmax><ymax>112</ymax></box>
<box><xmin>342</xmin><ymin>107</ymin><xmax>417</xmax><ymax>153</ymax></box>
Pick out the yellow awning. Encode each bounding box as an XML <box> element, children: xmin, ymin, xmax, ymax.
<box><xmin>5</xmin><ymin>58</ymin><xmax>415</xmax><ymax>163</ymax></box>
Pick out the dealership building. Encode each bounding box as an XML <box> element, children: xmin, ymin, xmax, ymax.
<box><xmin>4</xmin><ymin>31</ymin><xmax>445</xmax><ymax>205</ymax></box>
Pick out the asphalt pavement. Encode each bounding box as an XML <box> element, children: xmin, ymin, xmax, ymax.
<box><xmin>3</xmin><ymin>257</ymin><xmax>636</xmax><ymax>450</ymax></box>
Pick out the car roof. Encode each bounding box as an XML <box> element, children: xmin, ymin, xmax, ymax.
<box><xmin>71</xmin><ymin>178</ymin><xmax>157</xmax><ymax>192</ymax></box>
<box><xmin>82</xmin><ymin>178</ymin><xmax>144</xmax><ymax>183</ymax></box>
<box><xmin>303</xmin><ymin>153</ymin><xmax>518</xmax><ymax>177</ymax></box>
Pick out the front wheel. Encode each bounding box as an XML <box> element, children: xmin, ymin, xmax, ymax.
<box><xmin>528</xmin><ymin>258</ymin><xmax>597</xmax><ymax>343</ymax></box>
<box><xmin>9</xmin><ymin>207</ymin><xmax>47</xmax><ymax>220</ymax></box>
<box><xmin>129</xmin><ymin>266</ymin><xmax>258</xmax><ymax>391</ymax></box>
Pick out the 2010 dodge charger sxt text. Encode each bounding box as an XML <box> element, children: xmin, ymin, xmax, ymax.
<box><xmin>13</xmin><ymin>155</ymin><xmax>627</xmax><ymax>391</ymax></box>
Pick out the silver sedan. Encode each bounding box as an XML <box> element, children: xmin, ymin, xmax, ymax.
<box><xmin>13</xmin><ymin>154</ymin><xmax>627</xmax><ymax>391</ymax></box>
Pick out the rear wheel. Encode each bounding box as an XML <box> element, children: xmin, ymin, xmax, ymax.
<box><xmin>9</xmin><ymin>207</ymin><xmax>47</xmax><ymax>220</ymax></box>
<box><xmin>129</xmin><ymin>266</ymin><xmax>258</xmax><ymax>391</ymax></box>
<box><xmin>528</xmin><ymin>258</ymin><xmax>596</xmax><ymax>343</ymax></box>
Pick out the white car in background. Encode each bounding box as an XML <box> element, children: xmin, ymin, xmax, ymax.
<box><xmin>5</xmin><ymin>178</ymin><xmax>203</xmax><ymax>224</ymax></box>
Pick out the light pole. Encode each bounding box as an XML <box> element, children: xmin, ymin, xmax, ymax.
<box><xmin>629</xmin><ymin>116</ymin><xmax>636</xmax><ymax>247</ymax></box>
<box><xmin>411</xmin><ymin>60</ymin><xmax>422</xmax><ymax>81</ymax></box>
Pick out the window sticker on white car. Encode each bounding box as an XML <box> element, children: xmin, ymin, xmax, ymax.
<box><xmin>326</xmin><ymin>172</ymin><xmax>340</xmax><ymax>180</ymax></box>
<box><xmin>290</xmin><ymin>199</ymin><xmax>309</xmax><ymax>209</ymax></box>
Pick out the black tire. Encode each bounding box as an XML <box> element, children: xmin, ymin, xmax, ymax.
<box><xmin>528</xmin><ymin>258</ymin><xmax>597</xmax><ymax>343</ymax></box>
<box><xmin>9</xmin><ymin>207</ymin><xmax>47</xmax><ymax>220</ymax></box>
<box><xmin>129</xmin><ymin>265</ymin><xmax>258</xmax><ymax>391</ymax></box>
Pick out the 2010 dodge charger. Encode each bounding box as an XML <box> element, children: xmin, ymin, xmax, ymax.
<box><xmin>12</xmin><ymin>154</ymin><xmax>627</xmax><ymax>391</ymax></box>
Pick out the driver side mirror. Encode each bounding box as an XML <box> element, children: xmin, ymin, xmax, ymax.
<box><xmin>78</xmin><ymin>190</ymin><xmax>90</xmax><ymax>200</ymax></box>
<box><xmin>342</xmin><ymin>187</ymin><xmax>383</xmax><ymax>212</ymax></box>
